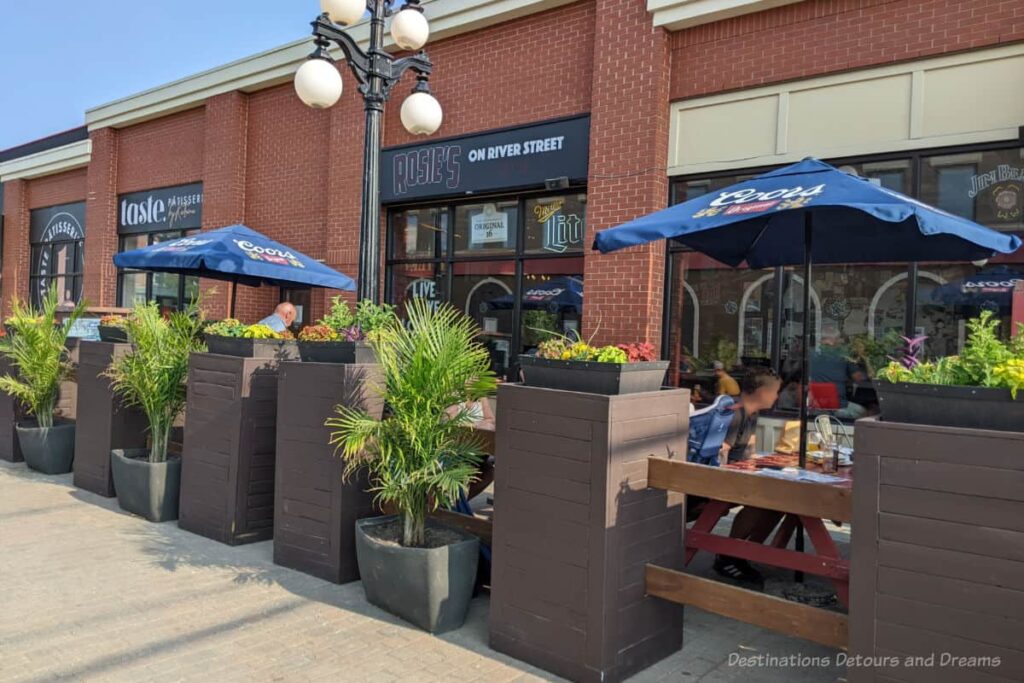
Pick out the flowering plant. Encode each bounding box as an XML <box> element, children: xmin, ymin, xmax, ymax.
<box><xmin>318</xmin><ymin>297</ymin><xmax>395</xmax><ymax>338</ymax></box>
<box><xmin>617</xmin><ymin>342</ymin><xmax>657</xmax><ymax>363</ymax></box>
<box><xmin>205</xmin><ymin>318</ymin><xmax>246</xmax><ymax>338</ymax></box>
<box><xmin>298</xmin><ymin>324</ymin><xmax>338</xmax><ymax>342</ymax></box>
<box><xmin>241</xmin><ymin>324</ymin><xmax>284</xmax><ymax>340</ymax></box>
<box><xmin>99</xmin><ymin>314</ymin><xmax>128</xmax><ymax>328</ymax></box>
<box><xmin>535</xmin><ymin>337</ymin><xmax>628</xmax><ymax>364</ymax></box>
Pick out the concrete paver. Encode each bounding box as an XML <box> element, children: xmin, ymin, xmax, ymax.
<box><xmin>0</xmin><ymin>462</ymin><xmax>845</xmax><ymax>682</ymax></box>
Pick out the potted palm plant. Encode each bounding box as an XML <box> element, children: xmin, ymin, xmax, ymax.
<box><xmin>0</xmin><ymin>291</ymin><xmax>85</xmax><ymax>474</ymax></box>
<box><xmin>327</xmin><ymin>299</ymin><xmax>496</xmax><ymax>633</ymax></box>
<box><xmin>105</xmin><ymin>302</ymin><xmax>206</xmax><ymax>521</ymax></box>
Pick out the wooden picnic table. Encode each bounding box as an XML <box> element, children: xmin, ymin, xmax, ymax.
<box><xmin>679</xmin><ymin>456</ymin><xmax>852</xmax><ymax>606</ymax></box>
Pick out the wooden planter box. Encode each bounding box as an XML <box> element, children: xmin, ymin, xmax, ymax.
<box><xmin>850</xmin><ymin>417</ymin><xmax>1024</xmax><ymax>683</ymax></box>
<box><xmin>274</xmin><ymin>361</ymin><xmax>383</xmax><ymax>583</ymax></box>
<box><xmin>204</xmin><ymin>335</ymin><xmax>299</xmax><ymax>359</ymax></box>
<box><xmin>0</xmin><ymin>357</ymin><xmax>24</xmax><ymax>462</ymax></box>
<box><xmin>72</xmin><ymin>341</ymin><xmax>149</xmax><ymax>497</ymax></box>
<box><xmin>518</xmin><ymin>356</ymin><xmax>669</xmax><ymax>395</ymax></box>
<box><xmin>489</xmin><ymin>384</ymin><xmax>690</xmax><ymax>683</ymax></box>
<box><xmin>56</xmin><ymin>337</ymin><xmax>79</xmax><ymax>423</ymax></box>
<box><xmin>178</xmin><ymin>352</ymin><xmax>284</xmax><ymax>545</ymax></box>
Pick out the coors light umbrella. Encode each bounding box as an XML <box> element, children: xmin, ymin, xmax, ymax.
<box><xmin>594</xmin><ymin>158</ymin><xmax>1021</xmax><ymax>466</ymax></box>
<box><xmin>113</xmin><ymin>224</ymin><xmax>356</xmax><ymax>316</ymax></box>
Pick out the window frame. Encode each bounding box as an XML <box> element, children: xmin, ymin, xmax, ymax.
<box><xmin>385</xmin><ymin>186</ymin><xmax>587</xmax><ymax>379</ymax></box>
<box><xmin>29</xmin><ymin>237</ymin><xmax>84</xmax><ymax>308</ymax></box>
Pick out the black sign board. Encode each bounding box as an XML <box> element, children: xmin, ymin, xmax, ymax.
<box><xmin>380</xmin><ymin>116</ymin><xmax>590</xmax><ymax>203</ymax></box>
<box><xmin>30</xmin><ymin>201</ymin><xmax>85</xmax><ymax>244</ymax></box>
<box><xmin>118</xmin><ymin>182</ymin><xmax>203</xmax><ymax>234</ymax></box>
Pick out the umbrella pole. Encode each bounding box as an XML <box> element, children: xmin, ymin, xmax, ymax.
<box><xmin>229</xmin><ymin>279</ymin><xmax>237</xmax><ymax>318</ymax></box>
<box><xmin>795</xmin><ymin>211</ymin><xmax>814</xmax><ymax>581</ymax></box>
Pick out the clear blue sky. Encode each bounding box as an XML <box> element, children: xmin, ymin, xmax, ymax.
<box><xmin>0</xmin><ymin>1</ymin><xmax>319</xmax><ymax>150</ymax></box>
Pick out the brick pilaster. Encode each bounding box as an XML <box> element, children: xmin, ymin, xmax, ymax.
<box><xmin>201</xmin><ymin>92</ymin><xmax>248</xmax><ymax>319</ymax></box>
<box><xmin>583</xmin><ymin>0</ymin><xmax>671</xmax><ymax>352</ymax></box>
<box><xmin>83</xmin><ymin>128</ymin><xmax>119</xmax><ymax>308</ymax></box>
<box><xmin>2</xmin><ymin>180</ymin><xmax>30</xmax><ymax>316</ymax></box>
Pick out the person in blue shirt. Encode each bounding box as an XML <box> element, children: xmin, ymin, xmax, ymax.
<box><xmin>257</xmin><ymin>302</ymin><xmax>296</xmax><ymax>334</ymax></box>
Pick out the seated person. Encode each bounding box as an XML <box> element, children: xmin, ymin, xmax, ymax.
<box><xmin>810</xmin><ymin>325</ymin><xmax>867</xmax><ymax>420</ymax></box>
<box><xmin>713</xmin><ymin>360</ymin><xmax>741</xmax><ymax>398</ymax></box>
<box><xmin>714</xmin><ymin>367</ymin><xmax>784</xmax><ymax>584</ymax></box>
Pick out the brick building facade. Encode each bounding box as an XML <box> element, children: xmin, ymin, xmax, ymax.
<box><xmin>2</xmin><ymin>0</ymin><xmax>1022</xmax><ymax>379</ymax></box>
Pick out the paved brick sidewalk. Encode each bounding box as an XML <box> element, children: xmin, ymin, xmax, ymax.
<box><xmin>0</xmin><ymin>462</ymin><xmax>844</xmax><ymax>682</ymax></box>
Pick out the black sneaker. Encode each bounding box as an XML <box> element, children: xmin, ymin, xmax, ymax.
<box><xmin>713</xmin><ymin>556</ymin><xmax>764</xmax><ymax>586</ymax></box>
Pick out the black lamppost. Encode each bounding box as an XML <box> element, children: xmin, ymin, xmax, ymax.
<box><xmin>295</xmin><ymin>0</ymin><xmax>442</xmax><ymax>303</ymax></box>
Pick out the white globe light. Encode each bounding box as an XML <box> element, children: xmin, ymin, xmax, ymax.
<box><xmin>321</xmin><ymin>0</ymin><xmax>365</xmax><ymax>26</ymax></box>
<box><xmin>401</xmin><ymin>91</ymin><xmax>442</xmax><ymax>135</ymax></box>
<box><xmin>390</xmin><ymin>8</ymin><xmax>429</xmax><ymax>51</ymax></box>
<box><xmin>294</xmin><ymin>59</ymin><xmax>343</xmax><ymax>109</ymax></box>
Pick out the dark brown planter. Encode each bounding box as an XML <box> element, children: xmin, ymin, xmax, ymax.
<box><xmin>274</xmin><ymin>360</ymin><xmax>383</xmax><ymax>582</ymax></box>
<box><xmin>0</xmin><ymin>356</ymin><xmax>24</xmax><ymax>462</ymax></box>
<box><xmin>876</xmin><ymin>380</ymin><xmax>1024</xmax><ymax>433</ymax></box>
<box><xmin>519</xmin><ymin>355</ymin><xmax>669</xmax><ymax>395</ymax></box>
<box><xmin>297</xmin><ymin>340</ymin><xmax>376</xmax><ymax>364</ymax></box>
<box><xmin>850</xmin><ymin>418</ymin><xmax>1024</xmax><ymax>683</ymax></box>
<box><xmin>490</xmin><ymin>383</ymin><xmax>690</xmax><ymax>683</ymax></box>
<box><xmin>178</xmin><ymin>352</ymin><xmax>284</xmax><ymax>545</ymax></box>
<box><xmin>98</xmin><ymin>325</ymin><xmax>129</xmax><ymax>343</ymax></box>
<box><xmin>56</xmin><ymin>337</ymin><xmax>79</xmax><ymax>423</ymax></box>
<box><xmin>203</xmin><ymin>334</ymin><xmax>298</xmax><ymax>360</ymax></box>
<box><xmin>72</xmin><ymin>341</ymin><xmax>149</xmax><ymax>497</ymax></box>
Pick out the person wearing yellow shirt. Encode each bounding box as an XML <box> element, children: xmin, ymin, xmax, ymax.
<box><xmin>713</xmin><ymin>360</ymin><xmax>740</xmax><ymax>397</ymax></box>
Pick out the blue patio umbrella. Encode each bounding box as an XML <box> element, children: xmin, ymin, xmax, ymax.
<box><xmin>930</xmin><ymin>266</ymin><xmax>1024</xmax><ymax>308</ymax></box>
<box><xmin>114</xmin><ymin>224</ymin><xmax>356</xmax><ymax>316</ymax></box>
<box><xmin>593</xmin><ymin>158</ymin><xmax>1021</xmax><ymax>466</ymax></box>
<box><xmin>488</xmin><ymin>277</ymin><xmax>583</xmax><ymax>314</ymax></box>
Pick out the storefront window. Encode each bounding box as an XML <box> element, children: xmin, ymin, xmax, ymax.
<box><xmin>390</xmin><ymin>262</ymin><xmax>447</xmax><ymax>316</ymax></box>
<box><xmin>523</xmin><ymin>194</ymin><xmax>586</xmax><ymax>254</ymax></box>
<box><xmin>117</xmin><ymin>231</ymin><xmax>200</xmax><ymax>312</ymax></box>
<box><xmin>519</xmin><ymin>259</ymin><xmax>583</xmax><ymax>353</ymax></box>
<box><xmin>666</xmin><ymin>147</ymin><xmax>1023</xmax><ymax>417</ymax></box>
<box><xmin>452</xmin><ymin>261</ymin><xmax>516</xmax><ymax>375</ymax></box>
<box><xmin>29</xmin><ymin>202</ymin><xmax>86</xmax><ymax>308</ymax></box>
<box><xmin>387</xmin><ymin>192</ymin><xmax>587</xmax><ymax>379</ymax></box>
<box><xmin>390</xmin><ymin>207</ymin><xmax>447</xmax><ymax>260</ymax></box>
<box><xmin>453</xmin><ymin>201</ymin><xmax>517</xmax><ymax>256</ymax></box>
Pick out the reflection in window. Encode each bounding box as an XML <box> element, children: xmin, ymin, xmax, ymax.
<box><xmin>519</xmin><ymin>259</ymin><xmax>584</xmax><ymax>354</ymax></box>
<box><xmin>390</xmin><ymin>262</ymin><xmax>447</xmax><ymax>317</ymax></box>
<box><xmin>391</xmin><ymin>207</ymin><xmax>447</xmax><ymax>260</ymax></box>
<box><xmin>117</xmin><ymin>230</ymin><xmax>200</xmax><ymax>312</ymax></box>
<box><xmin>452</xmin><ymin>262</ymin><xmax>515</xmax><ymax>376</ymax></box>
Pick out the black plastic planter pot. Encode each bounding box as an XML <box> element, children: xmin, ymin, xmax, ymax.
<box><xmin>355</xmin><ymin>515</ymin><xmax>479</xmax><ymax>634</ymax></box>
<box><xmin>876</xmin><ymin>381</ymin><xmax>1024</xmax><ymax>433</ymax></box>
<box><xmin>98</xmin><ymin>325</ymin><xmax>129</xmax><ymax>343</ymax></box>
<box><xmin>297</xmin><ymin>340</ymin><xmax>376</xmax><ymax>364</ymax></box>
<box><xmin>518</xmin><ymin>355</ymin><xmax>669</xmax><ymax>395</ymax></box>
<box><xmin>204</xmin><ymin>334</ymin><xmax>299</xmax><ymax>359</ymax></box>
<box><xmin>16</xmin><ymin>420</ymin><xmax>76</xmax><ymax>474</ymax></box>
<box><xmin>110</xmin><ymin>449</ymin><xmax>182</xmax><ymax>522</ymax></box>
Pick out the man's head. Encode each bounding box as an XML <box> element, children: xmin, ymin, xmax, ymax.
<box><xmin>821</xmin><ymin>323</ymin><xmax>841</xmax><ymax>347</ymax></box>
<box><xmin>740</xmin><ymin>367</ymin><xmax>782</xmax><ymax>411</ymax></box>
<box><xmin>275</xmin><ymin>302</ymin><xmax>297</xmax><ymax>327</ymax></box>
<box><xmin>712</xmin><ymin>360</ymin><xmax>725</xmax><ymax>375</ymax></box>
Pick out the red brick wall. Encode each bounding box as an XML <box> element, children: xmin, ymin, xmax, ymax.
<box><xmin>383</xmin><ymin>0</ymin><xmax>595</xmax><ymax>145</ymax></box>
<box><xmin>84</xmin><ymin>128</ymin><xmax>119</xmax><ymax>307</ymax></box>
<box><xmin>27</xmin><ymin>168</ymin><xmax>87</xmax><ymax>209</ymax></box>
<box><xmin>116</xmin><ymin>108</ymin><xmax>205</xmax><ymax>192</ymax></box>
<box><xmin>671</xmin><ymin>0</ymin><xmax>1024</xmax><ymax>100</ymax></box>
<box><xmin>2</xmin><ymin>180</ymin><xmax>30</xmax><ymax>315</ymax></box>
<box><xmin>237</xmin><ymin>83</ymin><xmax>332</xmax><ymax>322</ymax></box>
<box><xmin>201</xmin><ymin>92</ymin><xmax>249</xmax><ymax>319</ymax></box>
<box><xmin>583</xmin><ymin>0</ymin><xmax>670</xmax><ymax>351</ymax></box>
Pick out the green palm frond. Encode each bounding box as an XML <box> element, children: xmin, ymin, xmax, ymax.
<box><xmin>326</xmin><ymin>298</ymin><xmax>497</xmax><ymax>547</ymax></box>
<box><xmin>0</xmin><ymin>291</ymin><xmax>85</xmax><ymax>427</ymax></box>
<box><xmin>104</xmin><ymin>301</ymin><xmax>206</xmax><ymax>462</ymax></box>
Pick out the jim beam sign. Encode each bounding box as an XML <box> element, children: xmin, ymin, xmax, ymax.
<box><xmin>969</xmin><ymin>164</ymin><xmax>1023</xmax><ymax>224</ymax></box>
<box><xmin>380</xmin><ymin>116</ymin><xmax>590</xmax><ymax>203</ymax></box>
<box><xmin>118</xmin><ymin>183</ymin><xmax>203</xmax><ymax>234</ymax></box>
<box><xmin>29</xmin><ymin>201</ymin><xmax>86</xmax><ymax>305</ymax></box>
